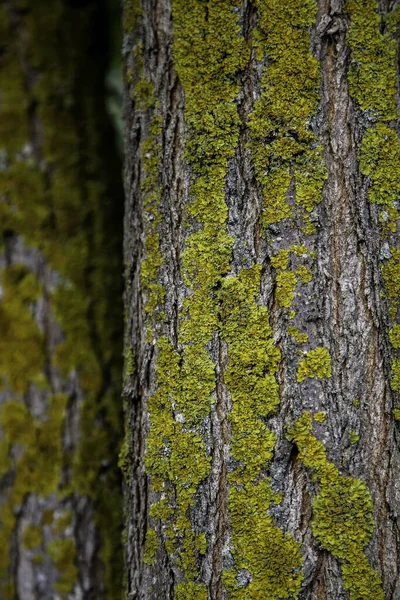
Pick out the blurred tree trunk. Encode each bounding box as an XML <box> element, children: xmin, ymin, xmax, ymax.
<box><xmin>122</xmin><ymin>0</ymin><xmax>400</xmax><ymax>599</ymax></box>
<box><xmin>0</xmin><ymin>1</ymin><xmax>123</xmax><ymax>598</ymax></box>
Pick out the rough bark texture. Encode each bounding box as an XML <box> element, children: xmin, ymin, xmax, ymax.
<box><xmin>123</xmin><ymin>0</ymin><xmax>400</xmax><ymax>599</ymax></box>
<box><xmin>0</xmin><ymin>1</ymin><xmax>123</xmax><ymax>598</ymax></box>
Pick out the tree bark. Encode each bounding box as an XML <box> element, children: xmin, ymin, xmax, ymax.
<box><xmin>123</xmin><ymin>0</ymin><xmax>400</xmax><ymax>599</ymax></box>
<box><xmin>0</xmin><ymin>1</ymin><xmax>123</xmax><ymax>598</ymax></box>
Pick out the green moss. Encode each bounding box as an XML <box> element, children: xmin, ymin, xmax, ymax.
<box><xmin>219</xmin><ymin>266</ymin><xmax>303</xmax><ymax>598</ymax></box>
<box><xmin>345</xmin><ymin>0</ymin><xmax>397</xmax><ymax>120</ymax></box>
<box><xmin>249</xmin><ymin>0</ymin><xmax>327</xmax><ymax>227</ymax></box>
<box><xmin>353</xmin><ymin>398</ymin><xmax>360</xmax><ymax>407</ymax></box>
<box><xmin>288</xmin><ymin>413</ymin><xmax>384</xmax><ymax>599</ymax></box>
<box><xmin>393</xmin><ymin>404</ymin><xmax>400</xmax><ymax>420</ymax></box>
<box><xmin>22</xmin><ymin>525</ymin><xmax>43</xmax><ymax>551</ymax></box>
<box><xmin>297</xmin><ymin>347</ymin><xmax>332</xmax><ymax>383</ymax></box>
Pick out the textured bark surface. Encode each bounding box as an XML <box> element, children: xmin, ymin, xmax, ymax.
<box><xmin>0</xmin><ymin>1</ymin><xmax>123</xmax><ymax>598</ymax></box>
<box><xmin>123</xmin><ymin>0</ymin><xmax>400</xmax><ymax>599</ymax></box>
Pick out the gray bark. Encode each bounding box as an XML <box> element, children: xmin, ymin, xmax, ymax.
<box><xmin>123</xmin><ymin>0</ymin><xmax>400</xmax><ymax>598</ymax></box>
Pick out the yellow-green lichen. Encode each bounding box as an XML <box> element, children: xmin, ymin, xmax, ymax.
<box><xmin>313</xmin><ymin>412</ymin><xmax>326</xmax><ymax>423</ymax></box>
<box><xmin>391</xmin><ymin>359</ymin><xmax>400</xmax><ymax>392</ymax></box>
<box><xmin>143</xmin><ymin>0</ymin><xmax>249</xmax><ymax>593</ymax></box>
<box><xmin>276</xmin><ymin>271</ymin><xmax>298</xmax><ymax>308</ymax></box>
<box><xmin>297</xmin><ymin>347</ymin><xmax>332</xmax><ymax>383</ymax></box>
<box><xmin>358</xmin><ymin>124</ymin><xmax>400</xmax><ymax>233</ymax></box>
<box><xmin>47</xmin><ymin>539</ymin><xmax>78</xmax><ymax>595</ymax></box>
<box><xmin>389</xmin><ymin>325</ymin><xmax>400</xmax><ymax>348</ymax></box>
<box><xmin>22</xmin><ymin>525</ymin><xmax>43</xmax><ymax>551</ymax></box>
<box><xmin>249</xmin><ymin>0</ymin><xmax>327</xmax><ymax>227</ymax></box>
<box><xmin>345</xmin><ymin>0</ymin><xmax>397</xmax><ymax>120</ymax></box>
<box><xmin>349</xmin><ymin>430</ymin><xmax>359</xmax><ymax>445</ymax></box>
<box><xmin>382</xmin><ymin>249</ymin><xmax>400</xmax><ymax>318</ymax></box>
<box><xmin>271</xmin><ymin>250</ymin><xmax>290</xmax><ymax>271</ymax></box>
<box><xmin>296</xmin><ymin>265</ymin><xmax>312</xmax><ymax>284</ymax></box>
<box><xmin>288</xmin><ymin>327</ymin><xmax>309</xmax><ymax>344</ymax></box>
<box><xmin>219</xmin><ymin>266</ymin><xmax>303</xmax><ymax>598</ymax></box>
<box><xmin>144</xmin><ymin>528</ymin><xmax>158</xmax><ymax>565</ymax></box>
<box><xmin>346</xmin><ymin>0</ymin><xmax>400</xmax><ymax>427</ymax></box>
<box><xmin>137</xmin><ymin>74</ymin><xmax>165</xmax><ymax>322</ymax></box>
<box><xmin>288</xmin><ymin>413</ymin><xmax>384</xmax><ymax>600</ymax></box>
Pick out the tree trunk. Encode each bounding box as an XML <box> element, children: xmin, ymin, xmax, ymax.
<box><xmin>0</xmin><ymin>1</ymin><xmax>123</xmax><ymax>598</ymax></box>
<box><xmin>123</xmin><ymin>0</ymin><xmax>400</xmax><ymax>598</ymax></box>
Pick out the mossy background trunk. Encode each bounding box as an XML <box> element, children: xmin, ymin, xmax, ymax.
<box><xmin>0</xmin><ymin>1</ymin><xmax>123</xmax><ymax>598</ymax></box>
<box><xmin>122</xmin><ymin>0</ymin><xmax>400</xmax><ymax>599</ymax></box>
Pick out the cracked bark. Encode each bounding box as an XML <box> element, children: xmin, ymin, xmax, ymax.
<box><xmin>123</xmin><ymin>0</ymin><xmax>400</xmax><ymax>598</ymax></box>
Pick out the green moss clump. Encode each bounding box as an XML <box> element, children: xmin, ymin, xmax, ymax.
<box><xmin>297</xmin><ymin>347</ymin><xmax>332</xmax><ymax>383</ymax></box>
<box><xmin>353</xmin><ymin>398</ymin><xmax>360</xmax><ymax>407</ymax></box>
<box><xmin>345</xmin><ymin>0</ymin><xmax>397</xmax><ymax>120</ymax></box>
<box><xmin>219</xmin><ymin>266</ymin><xmax>303</xmax><ymax>598</ymax></box>
<box><xmin>288</xmin><ymin>413</ymin><xmax>384</xmax><ymax>600</ymax></box>
<box><xmin>249</xmin><ymin>0</ymin><xmax>327</xmax><ymax>227</ymax></box>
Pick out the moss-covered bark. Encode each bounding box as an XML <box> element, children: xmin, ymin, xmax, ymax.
<box><xmin>123</xmin><ymin>0</ymin><xmax>400</xmax><ymax>598</ymax></box>
<box><xmin>0</xmin><ymin>1</ymin><xmax>123</xmax><ymax>597</ymax></box>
